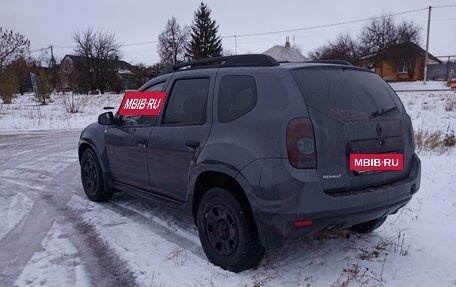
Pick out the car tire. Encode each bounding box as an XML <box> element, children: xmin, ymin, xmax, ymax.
<box><xmin>349</xmin><ymin>216</ymin><xmax>387</xmax><ymax>234</ymax></box>
<box><xmin>81</xmin><ymin>148</ymin><xmax>113</xmax><ymax>202</ymax></box>
<box><xmin>197</xmin><ymin>188</ymin><xmax>264</xmax><ymax>272</ymax></box>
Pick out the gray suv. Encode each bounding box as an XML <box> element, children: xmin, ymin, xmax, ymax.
<box><xmin>79</xmin><ymin>54</ymin><xmax>421</xmax><ymax>272</ymax></box>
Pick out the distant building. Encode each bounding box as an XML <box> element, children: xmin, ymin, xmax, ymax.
<box><xmin>263</xmin><ymin>38</ymin><xmax>309</xmax><ymax>63</ymax></box>
<box><xmin>362</xmin><ymin>42</ymin><xmax>441</xmax><ymax>82</ymax></box>
<box><xmin>427</xmin><ymin>61</ymin><xmax>456</xmax><ymax>81</ymax></box>
<box><xmin>59</xmin><ymin>55</ymin><xmax>137</xmax><ymax>92</ymax></box>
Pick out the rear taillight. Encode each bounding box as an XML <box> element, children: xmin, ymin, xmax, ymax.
<box><xmin>286</xmin><ymin>117</ymin><xmax>316</xmax><ymax>169</ymax></box>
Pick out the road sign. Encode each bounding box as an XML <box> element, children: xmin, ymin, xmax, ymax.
<box><xmin>30</xmin><ymin>72</ymin><xmax>37</xmax><ymax>89</ymax></box>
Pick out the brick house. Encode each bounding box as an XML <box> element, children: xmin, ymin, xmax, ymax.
<box><xmin>363</xmin><ymin>42</ymin><xmax>441</xmax><ymax>81</ymax></box>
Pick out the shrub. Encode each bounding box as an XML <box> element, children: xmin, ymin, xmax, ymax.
<box><xmin>443</xmin><ymin>130</ymin><xmax>456</xmax><ymax>147</ymax></box>
<box><xmin>35</xmin><ymin>70</ymin><xmax>53</xmax><ymax>105</ymax></box>
<box><xmin>59</xmin><ymin>93</ymin><xmax>90</xmax><ymax>113</ymax></box>
<box><xmin>0</xmin><ymin>69</ymin><xmax>19</xmax><ymax>104</ymax></box>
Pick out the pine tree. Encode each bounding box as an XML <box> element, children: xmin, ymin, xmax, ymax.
<box><xmin>186</xmin><ymin>2</ymin><xmax>222</xmax><ymax>60</ymax></box>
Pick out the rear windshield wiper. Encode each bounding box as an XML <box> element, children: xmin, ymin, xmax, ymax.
<box><xmin>371</xmin><ymin>106</ymin><xmax>398</xmax><ymax>118</ymax></box>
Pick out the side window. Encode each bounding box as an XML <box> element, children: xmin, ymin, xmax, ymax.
<box><xmin>121</xmin><ymin>81</ymin><xmax>166</xmax><ymax>126</ymax></box>
<box><xmin>162</xmin><ymin>78</ymin><xmax>209</xmax><ymax>125</ymax></box>
<box><xmin>217</xmin><ymin>76</ymin><xmax>257</xmax><ymax>123</ymax></box>
<box><xmin>146</xmin><ymin>82</ymin><xmax>166</xmax><ymax>92</ymax></box>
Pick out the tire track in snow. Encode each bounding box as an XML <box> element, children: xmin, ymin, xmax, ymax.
<box><xmin>0</xmin><ymin>130</ymin><xmax>137</xmax><ymax>287</ymax></box>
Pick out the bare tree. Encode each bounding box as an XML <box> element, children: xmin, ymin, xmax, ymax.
<box><xmin>309</xmin><ymin>16</ymin><xmax>421</xmax><ymax>68</ymax></box>
<box><xmin>0</xmin><ymin>27</ymin><xmax>30</xmax><ymax>71</ymax></box>
<box><xmin>396</xmin><ymin>21</ymin><xmax>421</xmax><ymax>44</ymax></box>
<box><xmin>73</xmin><ymin>28</ymin><xmax>121</xmax><ymax>94</ymax></box>
<box><xmin>0</xmin><ymin>28</ymin><xmax>29</xmax><ymax>103</ymax></box>
<box><xmin>158</xmin><ymin>17</ymin><xmax>189</xmax><ymax>66</ymax></box>
<box><xmin>133</xmin><ymin>63</ymin><xmax>162</xmax><ymax>87</ymax></box>
<box><xmin>359</xmin><ymin>16</ymin><xmax>421</xmax><ymax>67</ymax></box>
<box><xmin>308</xmin><ymin>33</ymin><xmax>361</xmax><ymax>65</ymax></box>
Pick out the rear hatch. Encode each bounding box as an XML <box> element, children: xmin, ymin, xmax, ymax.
<box><xmin>291</xmin><ymin>66</ymin><xmax>415</xmax><ymax>194</ymax></box>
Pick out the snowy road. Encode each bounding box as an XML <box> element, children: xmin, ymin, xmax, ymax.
<box><xmin>0</xmin><ymin>130</ymin><xmax>136</xmax><ymax>286</ymax></box>
<box><xmin>0</xmin><ymin>129</ymin><xmax>455</xmax><ymax>287</ymax></box>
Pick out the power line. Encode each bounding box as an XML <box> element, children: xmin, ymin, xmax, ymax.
<box><xmin>222</xmin><ymin>5</ymin><xmax>456</xmax><ymax>39</ymax></box>
<box><xmin>31</xmin><ymin>41</ymin><xmax>159</xmax><ymax>52</ymax></box>
<box><xmin>433</xmin><ymin>4</ymin><xmax>456</xmax><ymax>9</ymax></box>
<box><xmin>223</xmin><ymin>7</ymin><xmax>428</xmax><ymax>39</ymax></box>
<box><xmin>29</xmin><ymin>5</ymin><xmax>456</xmax><ymax>54</ymax></box>
<box><xmin>30</xmin><ymin>47</ymin><xmax>50</xmax><ymax>52</ymax></box>
<box><xmin>121</xmin><ymin>41</ymin><xmax>158</xmax><ymax>47</ymax></box>
<box><xmin>53</xmin><ymin>45</ymin><xmax>74</xmax><ymax>49</ymax></box>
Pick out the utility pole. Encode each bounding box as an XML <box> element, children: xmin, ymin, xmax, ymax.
<box><xmin>423</xmin><ymin>6</ymin><xmax>432</xmax><ymax>85</ymax></box>
<box><xmin>49</xmin><ymin>45</ymin><xmax>56</xmax><ymax>67</ymax></box>
<box><xmin>49</xmin><ymin>45</ymin><xmax>54</xmax><ymax>61</ymax></box>
<box><xmin>234</xmin><ymin>35</ymin><xmax>237</xmax><ymax>55</ymax></box>
<box><xmin>49</xmin><ymin>45</ymin><xmax>57</xmax><ymax>91</ymax></box>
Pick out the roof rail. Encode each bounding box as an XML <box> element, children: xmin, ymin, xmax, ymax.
<box><xmin>309</xmin><ymin>60</ymin><xmax>353</xmax><ymax>66</ymax></box>
<box><xmin>159</xmin><ymin>54</ymin><xmax>279</xmax><ymax>75</ymax></box>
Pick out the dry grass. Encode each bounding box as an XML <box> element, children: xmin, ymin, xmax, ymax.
<box><xmin>415</xmin><ymin>128</ymin><xmax>456</xmax><ymax>153</ymax></box>
<box><xmin>415</xmin><ymin>129</ymin><xmax>442</xmax><ymax>152</ymax></box>
<box><xmin>330</xmin><ymin>262</ymin><xmax>384</xmax><ymax>287</ymax></box>
<box><xmin>58</xmin><ymin>93</ymin><xmax>90</xmax><ymax>113</ymax></box>
<box><xmin>164</xmin><ymin>247</ymin><xmax>187</xmax><ymax>266</ymax></box>
<box><xmin>443</xmin><ymin>130</ymin><xmax>456</xmax><ymax>147</ymax></box>
<box><xmin>331</xmin><ymin>229</ymin><xmax>412</xmax><ymax>287</ymax></box>
<box><xmin>445</xmin><ymin>99</ymin><xmax>456</xmax><ymax>111</ymax></box>
<box><xmin>250</xmin><ymin>268</ymin><xmax>280</xmax><ymax>287</ymax></box>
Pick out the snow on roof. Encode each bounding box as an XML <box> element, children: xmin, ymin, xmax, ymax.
<box><xmin>118</xmin><ymin>69</ymin><xmax>134</xmax><ymax>74</ymax></box>
<box><xmin>262</xmin><ymin>45</ymin><xmax>309</xmax><ymax>63</ymax></box>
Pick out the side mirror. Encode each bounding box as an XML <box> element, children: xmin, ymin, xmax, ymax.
<box><xmin>98</xmin><ymin>111</ymin><xmax>115</xmax><ymax>125</ymax></box>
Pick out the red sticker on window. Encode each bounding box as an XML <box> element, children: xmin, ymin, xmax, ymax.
<box><xmin>350</xmin><ymin>154</ymin><xmax>404</xmax><ymax>171</ymax></box>
<box><xmin>118</xmin><ymin>92</ymin><xmax>166</xmax><ymax>116</ymax></box>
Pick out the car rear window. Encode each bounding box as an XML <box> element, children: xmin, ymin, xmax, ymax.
<box><xmin>291</xmin><ymin>67</ymin><xmax>401</xmax><ymax>120</ymax></box>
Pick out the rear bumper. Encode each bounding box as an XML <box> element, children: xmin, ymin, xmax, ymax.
<box><xmin>240</xmin><ymin>153</ymin><xmax>421</xmax><ymax>249</ymax></box>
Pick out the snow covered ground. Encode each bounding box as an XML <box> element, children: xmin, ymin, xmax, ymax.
<box><xmin>399</xmin><ymin>90</ymin><xmax>456</xmax><ymax>134</ymax></box>
<box><xmin>388</xmin><ymin>80</ymin><xmax>451</xmax><ymax>92</ymax></box>
<box><xmin>0</xmin><ymin>85</ymin><xmax>455</xmax><ymax>286</ymax></box>
<box><xmin>0</xmin><ymin>92</ymin><xmax>123</xmax><ymax>132</ymax></box>
<box><xmin>68</xmin><ymin>155</ymin><xmax>456</xmax><ymax>287</ymax></box>
<box><xmin>0</xmin><ymin>82</ymin><xmax>454</xmax><ymax>133</ymax></box>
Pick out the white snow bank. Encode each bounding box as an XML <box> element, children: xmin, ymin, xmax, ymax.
<box><xmin>0</xmin><ymin>93</ymin><xmax>123</xmax><ymax>132</ymax></box>
<box><xmin>389</xmin><ymin>81</ymin><xmax>450</xmax><ymax>91</ymax></box>
<box><xmin>1</xmin><ymin>90</ymin><xmax>456</xmax><ymax>135</ymax></box>
<box><xmin>397</xmin><ymin>90</ymin><xmax>456</xmax><ymax>134</ymax></box>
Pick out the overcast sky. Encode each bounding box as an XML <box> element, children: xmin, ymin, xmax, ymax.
<box><xmin>2</xmin><ymin>0</ymin><xmax>455</xmax><ymax>65</ymax></box>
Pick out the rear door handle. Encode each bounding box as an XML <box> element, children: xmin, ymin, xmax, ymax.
<box><xmin>185</xmin><ymin>140</ymin><xmax>200</xmax><ymax>148</ymax></box>
<box><xmin>137</xmin><ymin>138</ymin><xmax>147</xmax><ymax>148</ymax></box>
